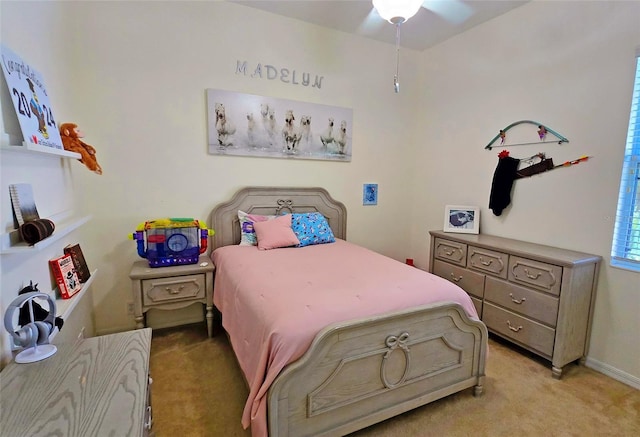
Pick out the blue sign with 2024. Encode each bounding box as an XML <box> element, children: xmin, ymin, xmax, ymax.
<box><xmin>1</xmin><ymin>44</ymin><xmax>63</xmax><ymax>149</ymax></box>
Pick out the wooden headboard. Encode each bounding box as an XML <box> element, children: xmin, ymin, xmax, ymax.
<box><xmin>209</xmin><ymin>186</ymin><xmax>347</xmax><ymax>250</ymax></box>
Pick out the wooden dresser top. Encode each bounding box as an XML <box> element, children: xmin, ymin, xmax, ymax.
<box><xmin>1</xmin><ymin>328</ymin><xmax>152</xmax><ymax>437</ymax></box>
<box><xmin>430</xmin><ymin>230</ymin><xmax>602</xmax><ymax>267</ymax></box>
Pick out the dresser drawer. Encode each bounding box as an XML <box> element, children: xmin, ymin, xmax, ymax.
<box><xmin>485</xmin><ymin>277</ymin><xmax>559</xmax><ymax>327</ymax></box>
<box><xmin>483</xmin><ymin>303</ymin><xmax>555</xmax><ymax>357</ymax></box>
<box><xmin>432</xmin><ymin>259</ymin><xmax>485</xmax><ymax>299</ymax></box>
<box><xmin>468</xmin><ymin>246</ymin><xmax>508</xmax><ymax>278</ymax></box>
<box><xmin>434</xmin><ymin>238</ymin><xmax>467</xmax><ymax>267</ymax></box>
<box><xmin>509</xmin><ymin>256</ymin><xmax>562</xmax><ymax>296</ymax></box>
<box><xmin>142</xmin><ymin>273</ymin><xmax>206</xmax><ymax>306</ymax></box>
<box><xmin>471</xmin><ymin>296</ymin><xmax>483</xmax><ymax>317</ymax></box>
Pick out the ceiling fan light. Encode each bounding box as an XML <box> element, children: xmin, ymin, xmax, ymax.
<box><xmin>372</xmin><ymin>0</ymin><xmax>423</xmax><ymax>24</ymax></box>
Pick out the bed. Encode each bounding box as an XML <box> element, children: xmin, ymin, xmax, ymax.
<box><xmin>209</xmin><ymin>186</ymin><xmax>488</xmax><ymax>437</ymax></box>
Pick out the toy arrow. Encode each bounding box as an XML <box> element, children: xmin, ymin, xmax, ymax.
<box><xmin>553</xmin><ymin>155</ymin><xmax>592</xmax><ymax>168</ymax></box>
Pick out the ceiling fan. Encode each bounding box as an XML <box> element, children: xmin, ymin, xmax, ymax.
<box><xmin>365</xmin><ymin>0</ymin><xmax>473</xmax><ymax>93</ymax></box>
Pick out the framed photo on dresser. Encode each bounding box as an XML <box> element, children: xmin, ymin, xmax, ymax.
<box><xmin>443</xmin><ymin>205</ymin><xmax>480</xmax><ymax>234</ymax></box>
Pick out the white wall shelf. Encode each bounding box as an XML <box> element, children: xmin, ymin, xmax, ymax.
<box><xmin>0</xmin><ymin>215</ymin><xmax>91</xmax><ymax>254</ymax></box>
<box><xmin>50</xmin><ymin>269</ymin><xmax>98</xmax><ymax>339</ymax></box>
<box><xmin>1</xmin><ymin>140</ymin><xmax>81</xmax><ymax>159</ymax></box>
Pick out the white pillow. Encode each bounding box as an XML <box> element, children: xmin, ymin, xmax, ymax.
<box><xmin>238</xmin><ymin>210</ymin><xmax>275</xmax><ymax>246</ymax></box>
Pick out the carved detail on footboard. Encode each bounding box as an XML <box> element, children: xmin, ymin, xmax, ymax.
<box><xmin>381</xmin><ymin>332</ymin><xmax>411</xmax><ymax>389</ymax></box>
<box><xmin>268</xmin><ymin>303</ymin><xmax>488</xmax><ymax>437</ymax></box>
<box><xmin>307</xmin><ymin>332</ymin><xmax>465</xmax><ymax>417</ymax></box>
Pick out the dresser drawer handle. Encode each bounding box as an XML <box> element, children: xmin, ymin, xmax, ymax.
<box><xmin>523</xmin><ymin>268</ymin><xmax>541</xmax><ymax>280</ymax></box>
<box><xmin>444</xmin><ymin>249</ymin><xmax>454</xmax><ymax>256</ymax></box>
<box><xmin>479</xmin><ymin>257</ymin><xmax>493</xmax><ymax>266</ymax></box>
<box><xmin>145</xmin><ymin>405</ymin><xmax>153</xmax><ymax>430</ymax></box>
<box><xmin>166</xmin><ymin>285</ymin><xmax>185</xmax><ymax>294</ymax></box>
<box><xmin>509</xmin><ymin>293</ymin><xmax>526</xmax><ymax>304</ymax></box>
<box><xmin>507</xmin><ymin>321</ymin><xmax>523</xmax><ymax>332</ymax></box>
<box><xmin>449</xmin><ymin>273</ymin><xmax>462</xmax><ymax>282</ymax></box>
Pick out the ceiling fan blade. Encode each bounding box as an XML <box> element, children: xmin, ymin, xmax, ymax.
<box><xmin>357</xmin><ymin>7</ymin><xmax>386</xmax><ymax>34</ymax></box>
<box><xmin>421</xmin><ymin>0</ymin><xmax>473</xmax><ymax>25</ymax></box>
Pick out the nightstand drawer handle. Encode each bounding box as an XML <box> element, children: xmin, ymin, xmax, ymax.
<box><xmin>523</xmin><ymin>268</ymin><xmax>541</xmax><ymax>280</ymax></box>
<box><xmin>509</xmin><ymin>293</ymin><xmax>526</xmax><ymax>304</ymax></box>
<box><xmin>444</xmin><ymin>249</ymin><xmax>454</xmax><ymax>256</ymax></box>
<box><xmin>479</xmin><ymin>257</ymin><xmax>493</xmax><ymax>266</ymax></box>
<box><xmin>507</xmin><ymin>321</ymin><xmax>523</xmax><ymax>332</ymax></box>
<box><xmin>166</xmin><ymin>285</ymin><xmax>185</xmax><ymax>294</ymax></box>
<box><xmin>449</xmin><ymin>273</ymin><xmax>462</xmax><ymax>283</ymax></box>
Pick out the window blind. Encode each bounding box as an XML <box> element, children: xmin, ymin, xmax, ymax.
<box><xmin>611</xmin><ymin>53</ymin><xmax>640</xmax><ymax>271</ymax></box>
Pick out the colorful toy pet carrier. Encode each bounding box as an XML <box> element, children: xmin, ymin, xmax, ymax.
<box><xmin>129</xmin><ymin>218</ymin><xmax>213</xmax><ymax>267</ymax></box>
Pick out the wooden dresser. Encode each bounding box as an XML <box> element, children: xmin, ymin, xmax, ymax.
<box><xmin>0</xmin><ymin>328</ymin><xmax>153</xmax><ymax>436</ymax></box>
<box><xmin>429</xmin><ymin>230</ymin><xmax>601</xmax><ymax>378</ymax></box>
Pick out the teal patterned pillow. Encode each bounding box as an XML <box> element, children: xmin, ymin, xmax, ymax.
<box><xmin>291</xmin><ymin>212</ymin><xmax>336</xmax><ymax>247</ymax></box>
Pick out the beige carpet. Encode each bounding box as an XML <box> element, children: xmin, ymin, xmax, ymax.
<box><xmin>150</xmin><ymin>323</ymin><xmax>639</xmax><ymax>437</ymax></box>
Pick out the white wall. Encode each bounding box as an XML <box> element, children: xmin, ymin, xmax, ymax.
<box><xmin>411</xmin><ymin>0</ymin><xmax>640</xmax><ymax>385</ymax></box>
<box><xmin>0</xmin><ymin>1</ymin><xmax>83</xmax><ymax>365</ymax></box>
<box><xmin>0</xmin><ymin>0</ymin><xmax>421</xmax><ymax>360</ymax></box>
<box><xmin>1</xmin><ymin>1</ymin><xmax>638</xmax><ymax>386</ymax></box>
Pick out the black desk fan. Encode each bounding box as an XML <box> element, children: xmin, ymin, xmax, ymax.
<box><xmin>4</xmin><ymin>292</ymin><xmax>57</xmax><ymax>363</ymax></box>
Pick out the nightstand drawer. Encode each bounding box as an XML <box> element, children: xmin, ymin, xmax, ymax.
<box><xmin>483</xmin><ymin>303</ymin><xmax>555</xmax><ymax>357</ymax></box>
<box><xmin>142</xmin><ymin>274</ymin><xmax>206</xmax><ymax>306</ymax></box>
<box><xmin>509</xmin><ymin>256</ymin><xmax>562</xmax><ymax>296</ymax></box>
<box><xmin>485</xmin><ymin>277</ymin><xmax>559</xmax><ymax>327</ymax></box>
<box><xmin>468</xmin><ymin>246</ymin><xmax>508</xmax><ymax>278</ymax></box>
<box><xmin>432</xmin><ymin>259</ymin><xmax>485</xmax><ymax>299</ymax></box>
<box><xmin>434</xmin><ymin>238</ymin><xmax>467</xmax><ymax>267</ymax></box>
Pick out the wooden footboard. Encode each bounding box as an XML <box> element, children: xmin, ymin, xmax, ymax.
<box><xmin>267</xmin><ymin>302</ymin><xmax>488</xmax><ymax>437</ymax></box>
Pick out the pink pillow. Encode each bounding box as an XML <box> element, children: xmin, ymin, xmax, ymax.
<box><xmin>253</xmin><ymin>214</ymin><xmax>299</xmax><ymax>250</ymax></box>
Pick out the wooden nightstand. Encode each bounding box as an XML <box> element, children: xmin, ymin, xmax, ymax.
<box><xmin>129</xmin><ymin>254</ymin><xmax>214</xmax><ymax>337</ymax></box>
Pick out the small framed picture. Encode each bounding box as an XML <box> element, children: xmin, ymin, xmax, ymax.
<box><xmin>363</xmin><ymin>183</ymin><xmax>378</xmax><ymax>206</ymax></box>
<box><xmin>444</xmin><ymin>205</ymin><xmax>480</xmax><ymax>234</ymax></box>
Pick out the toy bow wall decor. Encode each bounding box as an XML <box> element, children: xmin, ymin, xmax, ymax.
<box><xmin>489</xmin><ymin>149</ymin><xmax>592</xmax><ymax>216</ymax></box>
<box><xmin>485</xmin><ymin>120</ymin><xmax>569</xmax><ymax>150</ymax></box>
<box><xmin>486</xmin><ymin>120</ymin><xmax>592</xmax><ymax>216</ymax></box>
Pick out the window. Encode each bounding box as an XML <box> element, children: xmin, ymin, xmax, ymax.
<box><xmin>611</xmin><ymin>52</ymin><xmax>640</xmax><ymax>272</ymax></box>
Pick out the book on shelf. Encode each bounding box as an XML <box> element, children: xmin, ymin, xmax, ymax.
<box><xmin>9</xmin><ymin>183</ymin><xmax>40</xmax><ymax>229</ymax></box>
<box><xmin>49</xmin><ymin>254</ymin><xmax>82</xmax><ymax>299</ymax></box>
<box><xmin>64</xmin><ymin>243</ymin><xmax>91</xmax><ymax>283</ymax></box>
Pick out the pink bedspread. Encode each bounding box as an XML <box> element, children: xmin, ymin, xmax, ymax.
<box><xmin>212</xmin><ymin>239</ymin><xmax>478</xmax><ymax>437</ymax></box>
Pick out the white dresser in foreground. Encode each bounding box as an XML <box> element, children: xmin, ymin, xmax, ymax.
<box><xmin>429</xmin><ymin>230</ymin><xmax>601</xmax><ymax>378</ymax></box>
<box><xmin>0</xmin><ymin>328</ymin><xmax>153</xmax><ymax>436</ymax></box>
